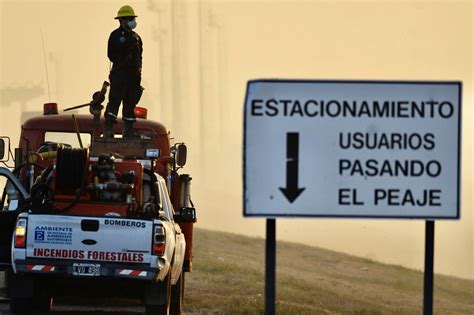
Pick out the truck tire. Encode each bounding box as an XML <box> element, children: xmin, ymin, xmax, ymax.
<box><xmin>10</xmin><ymin>298</ymin><xmax>33</xmax><ymax>314</ymax></box>
<box><xmin>10</xmin><ymin>296</ymin><xmax>51</xmax><ymax>314</ymax></box>
<box><xmin>171</xmin><ymin>272</ymin><xmax>184</xmax><ymax>315</ymax></box>
<box><xmin>34</xmin><ymin>296</ymin><xmax>53</xmax><ymax>312</ymax></box>
<box><xmin>145</xmin><ymin>274</ymin><xmax>171</xmax><ymax>315</ymax></box>
<box><xmin>6</xmin><ymin>270</ymin><xmax>35</xmax><ymax>314</ymax></box>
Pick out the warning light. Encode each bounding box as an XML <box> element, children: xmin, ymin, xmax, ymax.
<box><xmin>43</xmin><ymin>103</ymin><xmax>59</xmax><ymax>115</ymax></box>
<box><xmin>146</xmin><ymin>148</ymin><xmax>160</xmax><ymax>158</ymax></box>
<box><xmin>134</xmin><ymin>107</ymin><xmax>148</xmax><ymax>119</ymax></box>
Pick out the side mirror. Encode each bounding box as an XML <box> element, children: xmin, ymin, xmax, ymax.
<box><xmin>176</xmin><ymin>144</ymin><xmax>187</xmax><ymax>167</ymax></box>
<box><xmin>0</xmin><ymin>139</ymin><xmax>4</xmax><ymax>161</ymax></box>
<box><xmin>0</xmin><ymin>137</ymin><xmax>9</xmax><ymax>162</ymax></box>
<box><xmin>174</xmin><ymin>207</ymin><xmax>196</xmax><ymax>223</ymax></box>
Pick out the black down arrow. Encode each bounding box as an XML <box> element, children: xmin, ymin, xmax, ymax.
<box><xmin>279</xmin><ymin>132</ymin><xmax>305</xmax><ymax>203</ymax></box>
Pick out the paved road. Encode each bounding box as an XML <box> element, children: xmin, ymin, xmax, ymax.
<box><xmin>0</xmin><ymin>272</ymin><xmax>149</xmax><ymax>315</ymax></box>
<box><xmin>0</xmin><ymin>303</ymin><xmax>143</xmax><ymax>315</ymax></box>
<box><xmin>0</xmin><ymin>272</ymin><xmax>198</xmax><ymax>314</ymax></box>
<box><xmin>0</xmin><ymin>297</ymin><xmax>145</xmax><ymax>314</ymax></box>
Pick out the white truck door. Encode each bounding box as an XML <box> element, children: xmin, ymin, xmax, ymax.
<box><xmin>0</xmin><ymin>167</ymin><xmax>28</xmax><ymax>269</ymax></box>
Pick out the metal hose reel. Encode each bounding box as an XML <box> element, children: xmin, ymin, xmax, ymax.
<box><xmin>55</xmin><ymin>147</ymin><xmax>89</xmax><ymax>195</ymax></box>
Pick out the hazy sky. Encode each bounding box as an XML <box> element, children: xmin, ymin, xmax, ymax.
<box><xmin>0</xmin><ymin>0</ymin><xmax>472</xmax><ymax>279</ymax></box>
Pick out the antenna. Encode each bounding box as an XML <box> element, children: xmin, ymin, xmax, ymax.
<box><xmin>40</xmin><ymin>29</ymin><xmax>51</xmax><ymax>102</ymax></box>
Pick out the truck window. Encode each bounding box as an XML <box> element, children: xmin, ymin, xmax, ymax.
<box><xmin>45</xmin><ymin>132</ymin><xmax>91</xmax><ymax>149</ymax></box>
<box><xmin>157</xmin><ymin>178</ymin><xmax>174</xmax><ymax>221</ymax></box>
<box><xmin>142</xmin><ymin>172</ymin><xmax>161</xmax><ymax>207</ymax></box>
<box><xmin>0</xmin><ymin>172</ymin><xmax>26</xmax><ymax>211</ymax></box>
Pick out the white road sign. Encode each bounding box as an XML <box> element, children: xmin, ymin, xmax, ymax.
<box><xmin>243</xmin><ymin>80</ymin><xmax>461</xmax><ymax>218</ymax></box>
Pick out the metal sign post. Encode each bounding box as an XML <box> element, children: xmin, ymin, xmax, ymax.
<box><xmin>265</xmin><ymin>219</ymin><xmax>276</xmax><ymax>315</ymax></box>
<box><xmin>423</xmin><ymin>221</ymin><xmax>435</xmax><ymax>315</ymax></box>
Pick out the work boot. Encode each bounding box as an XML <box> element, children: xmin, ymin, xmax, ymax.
<box><xmin>123</xmin><ymin>120</ymin><xmax>140</xmax><ymax>138</ymax></box>
<box><xmin>103</xmin><ymin>118</ymin><xmax>115</xmax><ymax>138</ymax></box>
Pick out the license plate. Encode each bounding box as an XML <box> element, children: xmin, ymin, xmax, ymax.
<box><xmin>73</xmin><ymin>263</ymin><xmax>100</xmax><ymax>276</ymax></box>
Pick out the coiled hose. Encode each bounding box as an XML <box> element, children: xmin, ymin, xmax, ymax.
<box><xmin>55</xmin><ymin>147</ymin><xmax>88</xmax><ymax>195</ymax></box>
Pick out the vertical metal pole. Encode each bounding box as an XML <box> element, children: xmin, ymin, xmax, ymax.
<box><xmin>265</xmin><ymin>219</ymin><xmax>276</xmax><ymax>315</ymax></box>
<box><xmin>423</xmin><ymin>220</ymin><xmax>435</xmax><ymax>315</ymax></box>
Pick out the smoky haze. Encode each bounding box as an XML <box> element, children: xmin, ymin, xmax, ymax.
<box><xmin>0</xmin><ymin>0</ymin><xmax>472</xmax><ymax>280</ymax></box>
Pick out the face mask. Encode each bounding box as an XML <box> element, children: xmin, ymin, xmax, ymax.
<box><xmin>127</xmin><ymin>19</ymin><xmax>137</xmax><ymax>30</ymax></box>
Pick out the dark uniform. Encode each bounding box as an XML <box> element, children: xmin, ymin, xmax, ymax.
<box><xmin>105</xmin><ymin>26</ymin><xmax>143</xmax><ymax>124</ymax></box>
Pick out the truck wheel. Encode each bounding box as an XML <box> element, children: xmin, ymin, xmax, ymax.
<box><xmin>34</xmin><ymin>296</ymin><xmax>53</xmax><ymax>312</ymax></box>
<box><xmin>171</xmin><ymin>272</ymin><xmax>184</xmax><ymax>315</ymax></box>
<box><xmin>7</xmin><ymin>270</ymin><xmax>35</xmax><ymax>314</ymax></box>
<box><xmin>10</xmin><ymin>296</ymin><xmax>51</xmax><ymax>314</ymax></box>
<box><xmin>10</xmin><ymin>298</ymin><xmax>33</xmax><ymax>314</ymax></box>
<box><xmin>145</xmin><ymin>274</ymin><xmax>171</xmax><ymax>315</ymax></box>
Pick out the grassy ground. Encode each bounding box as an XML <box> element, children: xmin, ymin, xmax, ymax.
<box><xmin>184</xmin><ymin>228</ymin><xmax>474</xmax><ymax>315</ymax></box>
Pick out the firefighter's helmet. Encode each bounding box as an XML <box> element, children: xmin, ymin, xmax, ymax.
<box><xmin>115</xmin><ymin>5</ymin><xmax>137</xmax><ymax>19</ymax></box>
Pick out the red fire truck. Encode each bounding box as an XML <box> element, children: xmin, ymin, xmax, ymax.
<box><xmin>0</xmin><ymin>83</ymin><xmax>196</xmax><ymax>314</ymax></box>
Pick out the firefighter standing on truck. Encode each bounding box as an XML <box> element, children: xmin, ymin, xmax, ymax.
<box><xmin>104</xmin><ymin>5</ymin><xmax>143</xmax><ymax>138</ymax></box>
